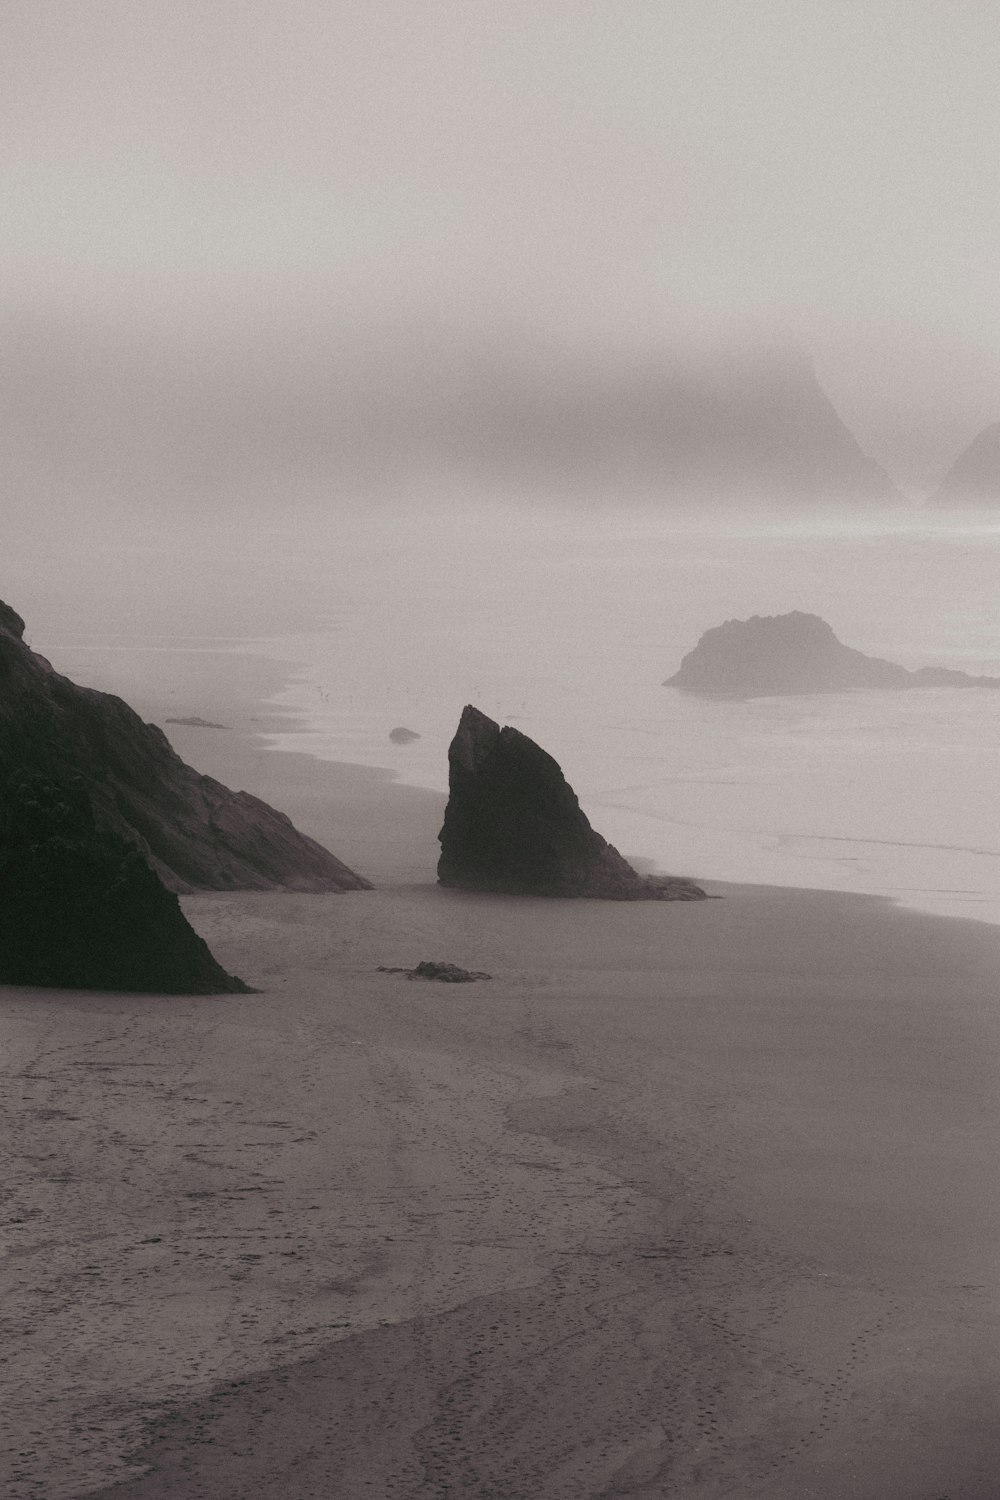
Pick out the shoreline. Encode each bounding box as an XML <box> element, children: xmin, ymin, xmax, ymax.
<box><xmin>44</xmin><ymin>636</ymin><xmax>448</xmax><ymax>889</ymax></box>
<box><xmin>4</xmin><ymin>647</ymin><xmax>1000</xmax><ymax>1496</ymax></box>
<box><xmin>45</xmin><ymin>629</ymin><xmax>1000</xmax><ymax>924</ymax></box>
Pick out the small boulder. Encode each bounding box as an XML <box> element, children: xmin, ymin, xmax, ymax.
<box><xmin>378</xmin><ymin>960</ymin><xmax>491</xmax><ymax>982</ymax></box>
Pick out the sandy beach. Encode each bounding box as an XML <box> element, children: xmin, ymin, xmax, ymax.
<box><xmin>10</xmin><ymin>6</ymin><xmax>1000</xmax><ymax>1491</ymax></box>
<box><xmin>3</xmin><ymin>679</ymin><xmax>1000</xmax><ymax>1499</ymax></box>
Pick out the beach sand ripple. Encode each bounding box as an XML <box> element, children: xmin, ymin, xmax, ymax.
<box><xmin>2</xmin><ymin>866</ymin><xmax>999</xmax><ymax>1498</ymax></box>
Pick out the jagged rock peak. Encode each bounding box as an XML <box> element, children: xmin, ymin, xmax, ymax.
<box><xmin>448</xmin><ymin>703</ymin><xmax>502</xmax><ymax>773</ymax></box>
<box><xmin>665</xmin><ymin>611</ymin><xmax>1000</xmax><ymax>697</ymax></box>
<box><xmin>0</xmin><ymin>601</ymin><xmax>26</xmax><ymax>640</ymax></box>
<box><xmin>929</xmin><ymin>420</ymin><xmax>1000</xmax><ymax>506</ymax></box>
<box><xmin>0</xmin><ymin>599</ymin><xmax>372</xmax><ymax>893</ymax></box>
<box><xmin>438</xmin><ymin>705</ymin><xmax>705</xmax><ymax>900</ymax></box>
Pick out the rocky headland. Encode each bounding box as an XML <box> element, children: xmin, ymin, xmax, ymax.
<box><xmin>437</xmin><ymin>704</ymin><xmax>705</xmax><ymax>899</ymax></box>
<box><xmin>0</xmin><ymin>600</ymin><xmax>370</xmax><ymax>893</ymax></box>
<box><xmin>0</xmin><ymin>770</ymin><xmax>249</xmax><ymax>992</ymax></box>
<box><xmin>665</xmin><ymin>610</ymin><xmax>1000</xmax><ymax>697</ymax></box>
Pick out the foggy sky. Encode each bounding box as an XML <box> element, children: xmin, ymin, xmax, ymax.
<box><xmin>4</xmin><ymin>1</ymin><xmax>1000</xmax><ymax>490</ymax></box>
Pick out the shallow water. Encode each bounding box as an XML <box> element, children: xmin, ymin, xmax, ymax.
<box><xmin>38</xmin><ymin>502</ymin><xmax>1000</xmax><ymax>925</ymax></box>
<box><xmin>257</xmin><ymin>507</ymin><xmax>1000</xmax><ymax>925</ymax></box>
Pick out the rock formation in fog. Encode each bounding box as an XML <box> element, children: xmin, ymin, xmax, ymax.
<box><xmin>0</xmin><ymin>600</ymin><xmax>371</xmax><ymax>893</ymax></box>
<box><xmin>550</xmin><ymin>349</ymin><xmax>900</xmax><ymax>508</ymax></box>
<box><xmin>665</xmin><ymin>612</ymin><xmax>1000</xmax><ymax>697</ymax></box>
<box><xmin>438</xmin><ymin>705</ymin><xmax>705</xmax><ymax>899</ymax></box>
<box><xmin>380</xmin><ymin>347</ymin><xmax>900</xmax><ymax>509</ymax></box>
<box><xmin>4</xmin><ymin>324</ymin><xmax>902</xmax><ymax>512</ymax></box>
<box><xmin>0</xmin><ymin>770</ymin><xmax>250</xmax><ymax>993</ymax></box>
<box><xmin>389</xmin><ymin>726</ymin><xmax>421</xmax><ymax>743</ymax></box>
<box><xmin>928</xmin><ymin>420</ymin><xmax>1000</xmax><ymax>507</ymax></box>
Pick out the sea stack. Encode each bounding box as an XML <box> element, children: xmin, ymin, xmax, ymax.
<box><xmin>0</xmin><ymin>771</ymin><xmax>250</xmax><ymax>993</ymax></box>
<box><xmin>665</xmin><ymin>611</ymin><xmax>1000</xmax><ymax>697</ymax></box>
<box><xmin>437</xmin><ymin>705</ymin><xmax>705</xmax><ymax>899</ymax></box>
<box><xmin>0</xmin><ymin>600</ymin><xmax>371</xmax><ymax>893</ymax></box>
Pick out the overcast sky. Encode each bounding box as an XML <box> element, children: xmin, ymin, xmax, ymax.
<box><xmin>4</xmin><ymin>0</ymin><xmax>1000</xmax><ymax>488</ymax></box>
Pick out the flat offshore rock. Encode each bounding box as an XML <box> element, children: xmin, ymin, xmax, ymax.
<box><xmin>665</xmin><ymin>610</ymin><xmax>1000</xmax><ymax>697</ymax></box>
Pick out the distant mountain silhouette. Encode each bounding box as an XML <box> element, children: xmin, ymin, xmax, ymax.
<box><xmin>2</xmin><ymin>321</ymin><xmax>901</xmax><ymax>511</ymax></box>
<box><xmin>0</xmin><ymin>600</ymin><xmax>370</xmax><ymax>893</ymax></box>
<box><xmin>529</xmin><ymin>350</ymin><xmax>901</xmax><ymax>507</ymax></box>
<box><xmin>383</xmin><ymin>348</ymin><xmax>902</xmax><ymax>508</ymax></box>
<box><xmin>665</xmin><ymin>612</ymin><xmax>1000</xmax><ymax>697</ymax></box>
<box><xmin>928</xmin><ymin>420</ymin><xmax>1000</xmax><ymax>507</ymax></box>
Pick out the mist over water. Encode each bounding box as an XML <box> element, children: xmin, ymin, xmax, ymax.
<box><xmin>9</xmin><ymin>13</ymin><xmax>1000</xmax><ymax>1497</ymax></box>
<box><xmin>6</xmin><ymin>0</ymin><xmax>1000</xmax><ymax>927</ymax></box>
<box><xmin>34</xmin><ymin>498</ymin><xmax>1000</xmax><ymax>926</ymax></box>
<box><xmin>266</xmin><ymin>505</ymin><xmax>1000</xmax><ymax>924</ymax></box>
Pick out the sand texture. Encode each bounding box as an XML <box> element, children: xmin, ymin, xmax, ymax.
<box><xmin>3</xmin><ymin>823</ymin><xmax>1000</xmax><ymax>1497</ymax></box>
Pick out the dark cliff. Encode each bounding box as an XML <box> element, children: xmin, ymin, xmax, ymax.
<box><xmin>0</xmin><ymin>603</ymin><xmax>371</xmax><ymax>893</ymax></box>
<box><xmin>0</xmin><ymin>771</ymin><xmax>250</xmax><ymax>993</ymax></box>
<box><xmin>665</xmin><ymin>612</ymin><xmax>1000</xmax><ymax>697</ymax></box>
<box><xmin>438</xmin><ymin>705</ymin><xmax>705</xmax><ymax>900</ymax></box>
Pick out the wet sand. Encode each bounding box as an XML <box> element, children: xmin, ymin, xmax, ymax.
<box><xmin>2</xmin><ymin>667</ymin><xmax>1000</xmax><ymax>1498</ymax></box>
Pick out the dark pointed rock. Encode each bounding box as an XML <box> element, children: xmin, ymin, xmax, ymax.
<box><xmin>0</xmin><ymin>601</ymin><xmax>371</xmax><ymax>892</ymax></box>
<box><xmin>0</xmin><ymin>601</ymin><xmax>26</xmax><ymax>640</ymax></box>
<box><xmin>665</xmin><ymin>611</ymin><xmax>1000</xmax><ymax>697</ymax></box>
<box><xmin>437</xmin><ymin>706</ymin><xmax>705</xmax><ymax>900</ymax></box>
<box><xmin>0</xmin><ymin>770</ymin><xmax>250</xmax><ymax>993</ymax></box>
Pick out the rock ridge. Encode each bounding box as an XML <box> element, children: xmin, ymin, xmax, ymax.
<box><xmin>0</xmin><ymin>602</ymin><xmax>371</xmax><ymax>893</ymax></box>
